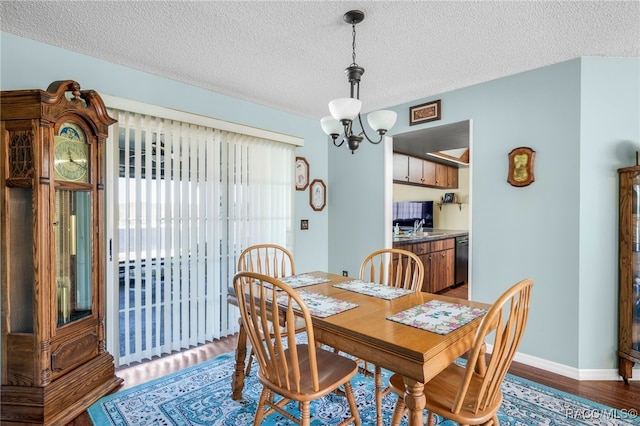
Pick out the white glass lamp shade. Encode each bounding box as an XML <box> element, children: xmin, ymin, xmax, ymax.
<box><xmin>367</xmin><ymin>110</ymin><xmax>397</xmax><ymax>132</ymax></box>
<box><xmin>320</xmin><ymin>116</ymin><xmax>343</xmax><ymax>136</ymax></box>
<box><xmin>328</xmin><ymin>98</ymin><xmax>362</xmax><ymax>121</ymax></box>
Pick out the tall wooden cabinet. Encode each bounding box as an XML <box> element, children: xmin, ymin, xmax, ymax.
<box><xmin>0</xmin><ymin>81</ymin><xmax>122</xmax><ymax>424</ymax></box>
<box><xmin>618</xmin><ymin>162</ymin><xmax>640</xmax><ymax>383</ymax></box>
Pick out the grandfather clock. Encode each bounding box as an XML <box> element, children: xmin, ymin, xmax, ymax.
<box><xmin>0</xmin><ymin>81</ymin><xmax>122</xmax><ymax>424</ymax></box>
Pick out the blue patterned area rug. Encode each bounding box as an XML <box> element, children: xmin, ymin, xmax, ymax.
<box><xmin>88</xmin><ymin>352</ymin><xmax>638</xmax><ymax>425</ymax></box>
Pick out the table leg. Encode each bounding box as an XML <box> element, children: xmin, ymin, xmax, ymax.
<box><xmin>231</xmin><ymin>320</ymin><xmax>248</xmax><ymax>400</ymax></box>
<box><xmin>403</xmin><ymin>377</ymin><xmax>426</xmax><ymax>426</ymax></box>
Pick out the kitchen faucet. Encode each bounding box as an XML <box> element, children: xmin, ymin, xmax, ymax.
<box><xmin>414</xmin><ymin>219</ymin><xmax>425</xmax><ymax>234</ymax></box>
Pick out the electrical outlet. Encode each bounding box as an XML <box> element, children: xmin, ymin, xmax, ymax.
<box><xmin>342</xmin><ymin>270</ymin><xmax>348</xmax><ymax>277</ymax></box>
<box><xmin>300</xmin><ymin>219</ymin><xmax>309</xmax><ymax>230</ymax></box>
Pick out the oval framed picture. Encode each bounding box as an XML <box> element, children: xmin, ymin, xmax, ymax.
<box><xmin>309</xmin><ymin>179</ymin><xmax>326</xmax><ymax>211</ymax></box>
<box><xmin>295</xmin><ymin>157</ymin><xmax>309</xmax><ymax>191</ymax></box>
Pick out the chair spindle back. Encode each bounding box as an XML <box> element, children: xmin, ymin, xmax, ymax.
<box><xmin>237</xmin><ymin>244</ymin><xmax>295</xmax><ymax>278</ymax></box>
<box><xmin>360</xmin><ymin>248</ymin><xmax>424</xmax><ymax>291</ymax></box>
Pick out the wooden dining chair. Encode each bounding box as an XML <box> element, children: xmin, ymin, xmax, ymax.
<box><xmin>360</xmin><ymin>248</ymin><xmax>424</xmax><ymax>426</ymax></box>
<box><xmin>237</xmin><ymin>243</ymin><xmax>295</xmax><ymax>278</ymax></box>
<box><xmin>360</xmin><ymin>248</ymin><xmax>424</xmax><ymax>292</ymax></box>
<box><xmin>388</xmin><ymin>278</ymin><xmax>534</xmax><ymax>426</ymax></box>
<box><xmin>237</xmin><ymin>244</ymin><xmax>301</xmax><ymax>376</ymax></box>
<box><xmin>233</xmin><ymin>271</ymin><xmax>361</xmax><ymax>426</ymax></box>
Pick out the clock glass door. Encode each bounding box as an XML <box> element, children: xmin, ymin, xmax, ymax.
<box><xmin>54</xmin><ymin>189</ymin><xmax>92</xmax><ymax>327</ymax></box>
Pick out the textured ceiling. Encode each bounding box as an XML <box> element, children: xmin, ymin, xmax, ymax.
<box><xmin>1</xmin><ymin>1</ymin><xmax>639</xmax><ymax>122</ymax></box>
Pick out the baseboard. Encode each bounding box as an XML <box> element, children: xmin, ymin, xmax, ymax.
<box><xmin>487</xmin><ymin>345</ymin><xmax>640</xmax><ymax>381</ymax></box>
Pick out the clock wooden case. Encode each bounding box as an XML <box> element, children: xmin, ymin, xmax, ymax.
<box><xmin>0</xmin><ymin>81</ymin><xmax>122</xmax><ymax>424</ymax></box>
<box><xmin>618</xmin><ymin>159</ymin><xmax>640</xmax><ymax>383</ymax></box>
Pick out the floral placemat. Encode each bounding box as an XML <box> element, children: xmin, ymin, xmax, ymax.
<box><xmin>334</xmin><ymin>280</ymin><xmax>413</xmax><ymax>300</ymax></box>
<box><xmin>280</xmin><ymin>273</ymin><xmax>332</xmax><ymax>289</ymax></box>
<box><xmin>276</xmin><ymin>290</ymin><xmax>358</xmax><ymax>318</ymax></box>
<box><xmin>386</xmin><ymin>300</ymin><xmax>487</xmax><ymax>334</ymax></box>
<box><xmin>262</xmin><ymin>273</ymin><xmax>331</xmax><ymax>291</ymax></box>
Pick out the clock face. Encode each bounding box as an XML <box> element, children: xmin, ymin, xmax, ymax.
<box><xmin>54</xmin><ymin>122</ymin><xmax>89</xmax><ymax>182</ymax></box>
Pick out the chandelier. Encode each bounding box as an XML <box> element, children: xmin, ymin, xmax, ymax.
<box><xmin>320</xmin><ymin>10</ymin><xmax>397</xmax><ymax>154</ymax></box>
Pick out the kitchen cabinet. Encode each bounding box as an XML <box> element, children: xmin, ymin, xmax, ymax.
<box><xmin>393</xmin><ymin>152</ymin><xmax>458</xmax><ymax>189</ymax></box>
<box><xmin>393</xmin><ymin>153</ymin><xmax>428</xmax><ymax>184</ymax></box>
<box><xmin>435</xmin><ymin>163</ymin><xmax>448</xmax><ymax>187</ymax></box>
<box><xmin>396</xmin><ymin>238</ymin><xmax>455</xmax><ymax>293</ymax></box>
<box><xmin>393</xmin><ymin>152</ymin><xmax>410</xmax><ymax>182</ymax></box>
<box><xmin>617</xmin><ymin>162</ymin><xmax>640</xmax><ymax>383</ymax></box>
<box><xmin>408</xmin><ymin>156</ymin><xmax>425</xmax><ymax>184</ymax></box>
<box><xmin>410</xmin><ymin>242</ymin><xmax>431</xmax><ymax>292</ymax></box>
<box><xmin>447</xmin><ymin>165</ymin><xmax>458</xmax><ymax>188</ymax></box>
<box><xmin>422</xmin><ymin>160</ymin><xmax>437</xmax><ymax>186</ymax></box>
<box><xmin>426</xmin><ymin>239</ymin><xmax>456</xmax><ymax>293</ymax></box>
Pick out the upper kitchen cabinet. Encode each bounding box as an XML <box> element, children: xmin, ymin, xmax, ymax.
<box><xmin>392</xmin><ymin>120</ymin><xmax>469</xmax><ymax>190</ymax></box>
<box><xmin>393</xmin><ymin>152</ymin><xmax>427</xmax><ymax>185</ymax></box>
<box><xmin>422</xmin><ymin>160</ymin><xmax>437</xmax><ymax>186</ymax></box>
<box><xmin>393</xmin><ymin>152</ymin><xmax>458</xmax><ymax>189</ymax></box>
<box><xmin>447</xmin><ymin>164</ymin><xmax>458</xmax><ymax>188</ymax></box>
<box><xmin>393</xmin><ymin>152</ymin><xmax>410</xmax><ymax>182</ymax></box>
<box><xmin>409</xmin><ymin>156</ymin><xmax>425</xmax><ymax>184</ymax></box>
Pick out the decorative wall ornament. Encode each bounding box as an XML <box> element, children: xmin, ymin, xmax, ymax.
<box><xmin>309</xmin><ymin>179</ymin><xmax>327</xmax><ymax>211</ymax></box>
<box><xmin>507</xmin><ymin>147</ymin><xmax>536</xmax><ymax>187</ymax></box>
<box><xmin>409</xmin><ymin>99</ymin><xmax>441</xmax><ymax>125</ymax></box>
<box><xmin>295</xmin><ymin>156</ymin><xmax>309</xmax><ymax>190</ymax></box>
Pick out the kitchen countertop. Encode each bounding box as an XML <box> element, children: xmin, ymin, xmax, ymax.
<box><xmin>392</xmin><ymin>229</ymin><xmax>468</xmax><ymax>246</ymax></box>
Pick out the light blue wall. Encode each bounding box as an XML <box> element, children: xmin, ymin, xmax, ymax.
<box><xmin>579</xmin><ymin>58</ymin><xmax>640</xmax><ymax>368</ymax></box>
<box><xmin>329</xmin><ymin>57</ymin><xmax>640</xmax><ymax>371</ymax></box>
<box><xmin>328</xmin><ymin>138</ymin><xmax>388</xmax><ymax>278</ymax></box>
<box><xmin>0</xmin><ymin>32</ymin><xmax>329</xmax><ymax>273</ymax></box>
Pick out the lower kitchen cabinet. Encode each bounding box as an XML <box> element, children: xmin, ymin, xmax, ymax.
<box><xmin>427</xmin><ymin>240</ymin><xmax>456</xmax><ymax>293</ymax></box>
<box><xmin>396</xmin><ymin>238</ymin><xmax>456</xmax><ymax>293</ymax></box>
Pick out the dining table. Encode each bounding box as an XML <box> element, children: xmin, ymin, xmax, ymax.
<box><xmin>227</xmin><ymin>271</ymin><xmax>491</xmax><ymax>426</ymax></box>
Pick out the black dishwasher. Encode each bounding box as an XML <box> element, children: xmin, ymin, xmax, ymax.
<box><xmin>455</xmin><ymin>235</ymin><xmax>469</xmax><ymax>286</ymax></box>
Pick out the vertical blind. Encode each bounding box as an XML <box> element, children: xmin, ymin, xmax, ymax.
<box><xmin>107</xmin><ymin>109</ymin><xmax>294</xmax><ymax>366</ymax></box>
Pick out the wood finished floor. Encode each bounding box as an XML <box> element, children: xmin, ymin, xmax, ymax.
<box><xmin>69</xmin><ymin>283</ymin><xmax>639</xmax><ymax>425</ymax></box>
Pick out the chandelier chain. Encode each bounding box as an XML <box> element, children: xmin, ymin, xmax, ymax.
<box><xmin>351</xmin><ymin>22</ymin><xmax>357</xmax><ymax>66</ymax></box>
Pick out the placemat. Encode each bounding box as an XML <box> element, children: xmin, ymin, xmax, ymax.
<box><xmin>334</xmin><ymin>280</ymin><xmax>413</xmax><ymax>300</ymax></box>
<box><xmin>276</xmin><ymin>289</ymin><xmax>358</xmax><ymax>318</ymax></box>
<box><xmin>386</xmin><ymin>299</ymin><xmax>487</xmax><ymax>334</ymax></box>
<box><xmin>280</xmin><ymin>273</ymin><xmax>332</xmax><ymax>289</ymax></box>
<box><xmin>262</xmin><ymin>273</ymin><xmax>331</xmax><ymax>290</ymax></box>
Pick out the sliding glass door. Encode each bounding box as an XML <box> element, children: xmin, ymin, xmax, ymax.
<box><xmin>105</xmin><ymin>107</ymin><xmax>294</xmax><ymax>366</ymax></box>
